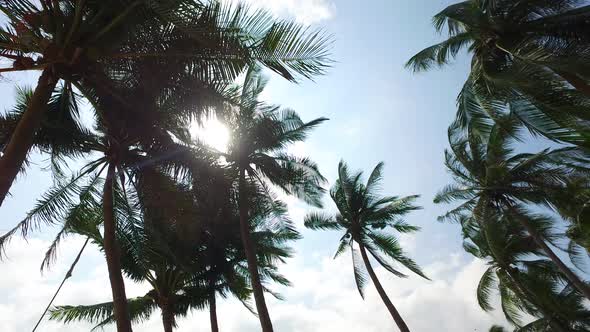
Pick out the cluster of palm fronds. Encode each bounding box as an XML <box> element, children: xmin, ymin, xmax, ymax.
<box><xmin>0</xmin><ymin>1</ymin><xmax>431</xmax><ymax>332</ymax></box>
<box><xmin>409</xmin><ymin>0</ymin><xmax>590</xmax><ymax>330</ymax></box>
<box><xmin>0</xmin><ymin>1</ymin><xmax>336</xmax><ymax>332</ymax></box>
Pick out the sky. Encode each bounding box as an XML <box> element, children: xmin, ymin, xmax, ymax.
<box><xmin>0</xmin><ymin>1</ymin><xmax>516</xmax><ymax>331</ymax></box>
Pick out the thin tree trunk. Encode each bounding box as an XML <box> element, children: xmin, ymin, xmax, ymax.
<box><xmin>517</xmin><ymin>213</ymin><xmax>590</xmax><ymax>300</ymax></box>
<box><xmin>238</xmin><ymin>167</ymin><xmax>274</xmax><ymax>332</ymax></box>
<box><xmin>161</xmin><ymin>304</ymin><xmax>174</xmax><ymax>332</ymax></box>
<box><xmin>209</xmin><ymin>278</ymin><xmax>219</xmax><ymax>332</ymax></box>
<box><xmin>359</xmin><ymin>244</ymin><xmax>410</xmax><ymax>332</ymax></box>
<box><xmin>103</xmin><ymin>164</ymin><xmax>133</xmax><ymax>332</ymax></box>
<box><xmin>0</xmin><ymin>68</ymin><xmax>57</xmax><ymax>206</ymax></box>
<box><xmin>554</xmin><ymin>70</ymin><xmax>590</xmax><ymax>97</ymax></box>
<box><xmin>32</xmin><ymin>238</ymin><xmax>89</xmax><ymax>332</ymax></box>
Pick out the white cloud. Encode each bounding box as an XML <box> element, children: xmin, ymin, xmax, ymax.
<box><xmin>0</xmin><ymin>236</ymin><xmax>510</xmax><ymax>332</ymax></box>
<box><xmin>226</xmin><ymin>0</ymin><xmax>336</xmax><ymax>25</ymax></box>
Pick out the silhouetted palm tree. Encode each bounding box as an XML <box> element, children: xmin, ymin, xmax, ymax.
<box><xmin>305</xmin><ymin>161</ymin><xmax>427</xmax><ymax>332</ymax></box>
<box><xmin>0</xmin><ymin>0</ymin><xmax>333</xmax><ymax>208</ymax></box>
<box><xmin>46</xmin><ymin>200</ymin><xmax>210</xmax><ymax>332</ymax></box>
<box><xmin>460</xmin><ymin>211</ymin><xmax>590</xmax><ymax>330</ymax></box>
<box><xmin>47</xmin><ymin>165</ymin><xmax>300</xmax><ymax>332</ymax></box>
<box><xmin>436</xmin><ymin>118</ymin><xmax>590</xmax><ymax>300</ymax></box>
<box><xmin>221</xmin><ymin>67</ymin><xmax>327</xmax><ymax>332</ymax></box>
<box><xmin>407</xmin><ymin>0</ymin><xmax>590</xmax><ymax>143</ymax></box>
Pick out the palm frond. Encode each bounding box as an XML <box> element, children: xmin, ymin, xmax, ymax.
<box><xmin>351</xmin><ymin>245</ymin><xmax>368</xmax><ymax>299</ymax></box>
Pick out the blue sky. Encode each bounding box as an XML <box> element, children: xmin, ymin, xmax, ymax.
<box><xmin>0</xmin><ymin>1</ymin><xmax>514</xmax><ymax>331</ymax></box>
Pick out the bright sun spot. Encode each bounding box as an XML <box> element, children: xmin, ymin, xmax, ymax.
<box><xmin>190</xmin><ymin>117</ymin><xmax>230</xmax><ymax>152</ymax></box>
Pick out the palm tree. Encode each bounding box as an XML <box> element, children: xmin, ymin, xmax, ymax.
<box><xmin>0</xmin><ymin>0</ymin><xmax>333</xmax><ymax>206</ymax></box>
<box><xmin>0</xmin><ymin>10</ymin><xmax>329</xmax><ymax>324</ymax></box>
<box><xmin>304</xmin><ymin>161</ymin><xmax>428</xmax><ymax>332</ymax></box>
<box><xmin>0</xmin><ymin>88</ymin><xmax>195</xmax><ymax>331</ymax></box>
<box><xmin>47</xmin><ymin>165</ymin><xmax>300</xmax><ymax>332</ymax></box>
<box><xmin>134</xmin><ymin>160</ymin><xmax>301</xmax><ymax>332</ymax></box>
<box><xmin>184</xmin><ymin>161</ymin><xmax>300</xmax><ymax>332</ymax></box>
<box><xmin>406</xmin><ymin>0</ymin><xmax>590</xmax><ymax>142</ymax></box>
<box><xmin>221</xmin><ymin>67</ymin><xmax>327</xmax><ymax>332</ymax></box>
<box><xmin>46</xmin><ymin>202</ymin><xmax>209</xmax><ymax>332</ymax></box>
<box><xmin>0</xmin><ymin>0</ymin><xmax>151</xmax><ymax>204</ymax></box>
<box><xmin>198</xmin><ymin>192</ymin><xmax>300</xmax><ymax>332</ymax></box>
<box><xmin>435</xmin><ymin>118</ymin><xmax>590</xmax><ymax>300</ymax></box>
<box><xmin>459</xmin><ymin>210</ymin><xmax>590</xmax><ymax>331</ymax></box>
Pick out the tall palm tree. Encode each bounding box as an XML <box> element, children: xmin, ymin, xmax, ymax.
<box><xmin>46</xmin><ymin>165</ymin><xmax>299</xmax><ymax>332</ymax></box>
<box><xmin>134</xmin><ymin>159</ymin><xmax>301</xmax><ymax>332</ymax></box>
<box><xmin>45</xmin><ymin>198</ymin><xmax>209</xmax><ymax>332</ymax></box>
<box><xmin>406</xmin><ymin>0</ymin><xmax>590</xmax><ymax>142</ymax></box>
<box><xmin>0</xmin><ymin>13</ymin><xmax>326</xmax><ymax>326</ymax></box>
<box><xmin>0</xmin><ymin>89</ymin><xmax>187</xmax><ymax>331</ymax></box>
<box><xmin>304</xmin><ymin>161</ymin><xmax>428</xmax><ymax>332</ymax></box>
<box><xmin>435</xmin><ymin>118</ymin><xmax>590</xmax><ymax>300</ymax></box>
<box><xmin>0</xmin><ymin>0</ymin><xmax>333</xmax><ymax>206</ymax></box>
<box><xmin>197</xmin><ymin>193</ymin><xmax>300</xmax><ymax>332</ymax></box>
<box><xmin>221</xmin><ymin>67</ymin><xmax>327</xmax><ymax>332</ymax></box>
<box><xmin>183</xmin><ymin>159</ymin><xmax>299</xmax><ymax>332</ymax></box>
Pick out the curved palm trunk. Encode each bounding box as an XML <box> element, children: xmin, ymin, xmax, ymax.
<box><xmin>103</xmin><ymin>164</ymin><xmax>133</xmax><ymax>332</ymax></box>
<box><xmin>0</xmin><ymin>68</ymin><xmax>57</xmax><ymax>206</ymax></box>
<box><xmin>359</xmin><ymin>244</ymin><xmax>410</xmax><ymax>332</ymax></box>
<box><xmin>161</xmin><ymin>304</ymin><xmax>174</xmax><ymax>332</ymax></box>
<box><xmin>517</xmin><ymin>213</ymin><xmax>590</xmax><ymax>301</ymax></box>
<box><xmin>238</xmin><ymin>167</ymin><xmax>274</xmax><ymax>332</ymax></box>
<box><xmin>209</xmin><ymin>278</ymin><xmax>219</xmax><ymax>332</ymax></box>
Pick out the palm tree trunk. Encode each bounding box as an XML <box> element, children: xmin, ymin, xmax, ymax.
<box><xmin>359</xmin><ymin>244</ymin><xmax>410</xmax><ymax>332</ymax></box>
<box><xmin>238</xmin><ymin>167</ymin><xmax>274</xmax><ymax>332</ymax></box>
<box><xmin>161</xmin><ymin>304</ymin><xmax>174</xmax><ymax>332</ymax></box>
<box><xmin>517</xmin><ymin>213</ymin><xmax>590</xmax><ymax>300</ymax></box>
<box><xmin>103</xmin><ymin>164</ymin><xmax>133</xmax><ymax>332</ymax></box>
<box><xmin>209</xmin><ymin>278</ymin><xmax>219</xmax><ymax>332</ymax></box>
<box><xmin>0</xmin><ymin>68</ymin><xmax>57</xmax><ymax>206</ymax></box>
<box><xmin>554</xmin><ymin>70</ymin><xmax>590</xmax><ymax>97</ymax></box>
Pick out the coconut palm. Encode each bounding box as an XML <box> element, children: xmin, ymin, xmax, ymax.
<box><xmin>0</xmin><ymin>82</ymin><xmax>211</xmax><ymax>331</ymax></box>
<box><xmin>459</xmin><ymin>210</ymin><xmax>590</xmax><ymax>331</ymax></box>
<box><xmin>46</xmin><ymin>195</ymin><xmax>210</xmax><ymax>332</ymax></box>
<box><xmin>198</xmin><ymin>190</ymin><xmax>300</xmax><ymax>332</ymax></box>
<box><xmin>219</xmin><ymin>67</ymin><xmax>326</xmax><ymax>332</ymax></box>
<box><xmin>180</xmin><ymin>157</ymin><xmax>300</xmax><ymax>332</ymax></box>
<box><xmin>406</xmin><ymin>1</ymin><xmax>590</xmax><ymax>78</ymax></box>
<box><xmin>406</xmin><ymin>0</ymin><xmax>590</xmax><ymax>142</ymax></box>
<box><xmin>304</xmin><ymin>161</ymin><xmax>427</xmax><ymax>332</ymax></box>
<box><xmin>47</xmin><ymin>164</ymin><xmax>299</xmax><ymax>332</ymax></box>
<box><xmin>435</xmin><ymin>117</ymin><xmax>590</xmax><ymax>300</ymax></box>
<box><xmin>0</xmin><ymin>0</ymin><xmax>151</xmax><ymax>205</ymax></box>
<box><xmin>0</xmin><ymin>0</ymin><xmax>333</xmax><ymax>206</ymax></box>
<box><xmin>0</xmin><ymin>24</ymin><xmax>287</xmax><ymax>328</ymax></box>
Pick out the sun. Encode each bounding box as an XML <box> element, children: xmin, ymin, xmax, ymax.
<box><xmin>190</xmin><ymin>116</ymin><xmax>230</xmax><ymax>152</ymax></box>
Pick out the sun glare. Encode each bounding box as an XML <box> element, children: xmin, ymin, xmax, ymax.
<box><xmin>190</xmin><ymin>117</ymin><xmax>230</xmax><ymax>152</ymax></box>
